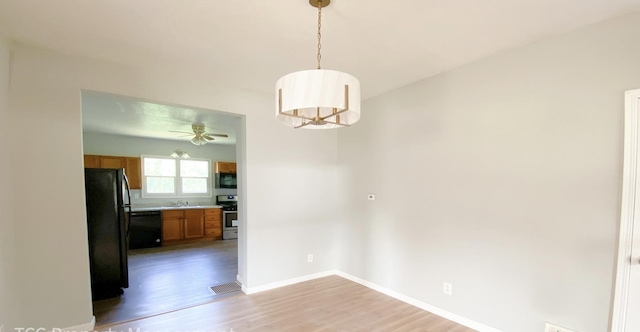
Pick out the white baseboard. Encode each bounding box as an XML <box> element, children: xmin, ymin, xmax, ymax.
<box><xmin>239</xmin><ymin>270</ymin><xmax>500</xmax><ymax>331</ymax></box>
<box><xmin>334</xmin><ymin>271</ymin><xmax>502</xmax><ymax>332</ymax></box>
<box><xmin>244</xmin><ymin>270</ymin><xmax>337</xmax><ymax>294</ymax></box>
<box><xmin>61</xmin><ymin>316</ymin><xmax>95</xmax><ymax>332</ymax></box>
<box><xmin>236</xmin><ymin>274</ymin><xmax>247</xmax><ymax>293</ymax></box>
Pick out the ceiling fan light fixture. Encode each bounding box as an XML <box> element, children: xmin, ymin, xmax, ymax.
<box><xmin>191</xmin><ymin>136</ymin><xmax>206</xmax><ymax>146</ymax></box>
<box><xmin>169</xmin><ymin>123</ymin><xmax>228</xmax><ymax>145</ymax></box>
<box><xmin>275</xmin><ymin>0</ymin><xmax>361</xmax><ymax>129</ymax></box>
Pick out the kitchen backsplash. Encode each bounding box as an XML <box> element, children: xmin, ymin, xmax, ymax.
<box><xmin>128</xmin><ymin>188</ymin><xmax>237</xmax><ymax>208</ymax></box>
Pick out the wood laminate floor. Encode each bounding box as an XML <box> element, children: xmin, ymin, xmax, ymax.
<box><xmin>93</xmin><ymin>240</ymin><xmax>239</xmax><ymax>326</ymax></box>
<box><xmin>97</xmin><ymin>275</ymin><xmax>476</xmax><ymax>332</ymax></box>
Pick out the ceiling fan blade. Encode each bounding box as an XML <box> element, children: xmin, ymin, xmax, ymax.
<box><xmin>205</xmin><ymin>133</ymin><xmax>228</xmax><ymax>138</ymax></box>
<box><xmin>203</xmin><ymin>135</ymin><xmax>216</xmax><ymax>141</ymax></box>
<box><xmin>169</xmin><ymin>130</ymin><xmax>194</xmax><ymax>134</ymax></box>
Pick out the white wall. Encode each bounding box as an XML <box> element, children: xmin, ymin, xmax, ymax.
<box><xmin>82</xmin><ymin>132</ymin><xmax>238</xmax><ymax>203</ymax></box>
<box><xmin>7</xmin><ymin>44</ymin><xmax>339</xmax><ymax>329</ymax></box>
<box><xmin>0</xmin><ymin>30</ymin><xmax>18</xmax><ymax>330</ymax></box>
<box><xmin>337</xmin><ymin>12</ymin><xmax>640</xmax><ymax>332</ymax></box>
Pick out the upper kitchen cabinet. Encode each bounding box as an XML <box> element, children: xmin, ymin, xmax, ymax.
<box><xmin>215</xmin><ymin>161</ymin><xmax>236</xmax><ymax>174</ymax></box>
<box><xmin>84</xmin><ymin>155</ymin><xmax>101</xmax><ymax>168</ymax></box>
<box><xmin>84</xmin><ymin>154</ymin><xmax>142</xmax><ymax>190</ymax></box>
<box><xmin>100</xmin><ymin>156</ymin><xmax>126</xmax><ymax>169</ymax></box>
<box><xmin>125</xmin><ymin>158</ymin><xmax>142</xmax><ymax>190</ymax></box>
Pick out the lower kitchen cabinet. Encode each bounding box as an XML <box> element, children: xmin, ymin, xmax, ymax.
<box><xmin>184</xmin><ymin>209</ymin><xmax>205</xmax><ymax>239</ymax></box>
<box><xmin>162</xmin><ymin>208</ymin><xmax>219</xmax><ymax>245</ymax></box>
<box><xmin>162</xmin><ymin>210</ymin><xmax>184</xmax><ymax>241</ymax></box>
<box><xmin>204</xmin><ymin>208</ymin><xmax>222</xmax><ymax>240</ymax></box>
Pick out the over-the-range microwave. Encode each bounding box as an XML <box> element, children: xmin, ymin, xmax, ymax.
<box><xmin>215</xmin><ymin>172</ymin><xmax>237</xmax><ymax>189</ymax></box>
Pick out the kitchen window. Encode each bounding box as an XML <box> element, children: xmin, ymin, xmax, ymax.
<box><xmin>141</xmin><ymin>156</ymin><xmax>211</xmax><ymax>197</ymax></box>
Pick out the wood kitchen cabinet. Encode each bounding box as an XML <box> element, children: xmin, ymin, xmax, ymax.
<box><xmin>162</xmin><ymin>210</ymin><xmax>184</xmax><ymax>241</ymax></box>
<box><xmin>162</xmin><ymin>209</ymin><xmax>207</xmax><ymax>245</ymax></box>
<box><xmin>83</xmin><ymin>155</ymin><xmax>101</xmax><ymax>168</ymax></box>
<box><xmin>184</xmin><ymin>209</ymin><xmax>205</xmax><ymax>239</ymax></box>
<box><xmin>204</xmin><ymin>208</ymin><xmax>222</xmax><ymax>240</ymax></box>
<box><xmin>83</xmin><ymin>154</ymin><xmax>142</xmax><ymax>189</ymax></box>
<box><xmin>100</xmin><ymin>156</ymin><xmax>126</xmax><ymax>169</ymax></box>
<box><xmin>125</xmin><ymin>158</ymin><xmax>142</xmax><ymax>190</ymax></box>
<box><xmin>215</xmin><ymin>161</ymin><xmax>237</xmax><ymax>174</ymax></box>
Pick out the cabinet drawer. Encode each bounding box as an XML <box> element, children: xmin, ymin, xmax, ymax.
<box><xmin>205</xmin><ymin>215</ymin><xmax>221</xmax><ymax>222</ymax></box>
<box><xmin>205</xmin><ymin>208</ymin><xmax>221</xmax><ymax>215</ymax></box>
<box><xmin>162</xmin><ymin>210</ymin><xmax>184</xmax><ymax>219</ymax></box>
<box><xmin>205</xmin><ymin>210</ymin><xmax>221</xmax><ymax>220</ymax></box>
<box><xmin>205</xmin><ymin>229</ymin><xmax>220</xmax><ymax>236</ymax></box>
<box><xmin>205</xmin><ymin>228</ymin><xmax>222</xmax><ymax>238</ymax></box>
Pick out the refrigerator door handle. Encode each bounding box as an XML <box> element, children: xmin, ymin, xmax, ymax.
<box><xmin>123</xmin><ymin>171</ymin><xmax>132</xmax><ymax>206</ymax></box>
<box><xmin>122</xmin><ymin>170</ymin><xmax>133</xmax><ymax>237</ymax></box>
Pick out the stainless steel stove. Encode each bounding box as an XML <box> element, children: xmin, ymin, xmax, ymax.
<box><xmin>216</xmin><ymin>195</ymin><xmax>238</xmax><ymax>239</ymax></box>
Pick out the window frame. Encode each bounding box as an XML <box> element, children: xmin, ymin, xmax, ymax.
<box><xmin>141</xmin><ymin>155</ymin><xmax>212</xmax><ymax>198</ymax></box>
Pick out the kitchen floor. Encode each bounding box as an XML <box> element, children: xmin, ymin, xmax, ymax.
<box><xmin>93</xmin><ymin>239</ymin><xmax>239</xmax><ymax>327</ymax></box>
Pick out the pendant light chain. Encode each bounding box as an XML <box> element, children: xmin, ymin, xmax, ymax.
<box><xmin>317</xmin><ymin>1</ymin><xmax>322</xmax><ymax>69</ymax></box>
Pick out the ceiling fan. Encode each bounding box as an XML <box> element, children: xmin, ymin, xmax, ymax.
<box><xmin>169</xmin><ymin>124</ymin><xmax>228</xmax><ymax>146</ymax></box>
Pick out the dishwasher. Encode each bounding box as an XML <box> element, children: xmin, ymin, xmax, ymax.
<box><xmin>128</xmin><ymin>210</ymin><xmax>162</xmax><ymax>249</ymax></box>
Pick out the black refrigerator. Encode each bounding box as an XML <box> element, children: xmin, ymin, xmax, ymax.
<box><xmin>84</xmin><ymin>168</ymin><xmax>131</xmax><ymax>300</ymax></box>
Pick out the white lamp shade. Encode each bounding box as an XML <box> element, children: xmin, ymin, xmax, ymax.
<box><xmin>275</xmin><ymin>69</ymin><xmax>361</xmax><ymax>129</ymax></box>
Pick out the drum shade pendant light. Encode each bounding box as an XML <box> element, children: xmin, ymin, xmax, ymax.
<box><xmin>275</xmin><ymin>0</ymin><xmax>361</xmax><ymax>129</ymax></box>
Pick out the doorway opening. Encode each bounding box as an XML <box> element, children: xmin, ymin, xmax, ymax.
<box><xmin>80</xmin><ymin>90</ymin><xmax>246</xmax><ymax>326</ymax></box>
<box><xmin>611</xmin><ymin>88</ymin><xmax>640</xmax><ymax>332</ymax></box>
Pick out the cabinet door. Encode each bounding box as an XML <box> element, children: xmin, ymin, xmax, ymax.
<box><xmin>84</xmin><ymin>155</ymin><xmax>101</xmax><ymax>168</ymax></box>
<box><xmin>215</xmin><ymin>162</ymin><xmax>226</xmax><ymax>173</ymax></box>
<box><xmin>215</xmin><ymin>162</ymin><xmax>237</xmax><ymax>174</ymax></box>
<box><xmin>162</xmin><ymin>217</ymin><xmax>183</xmax><ymax>241</ymax></box>
<box><xmin>184</xmin><ymin>209</ymin><xmax>205</xmax><ymax>239</ymax></box>
<box><xmin>125</xmin><ymin>157</ymin><xmax>142</xmax><ymax>190</ymax></box>
<box><xmin>101</xmin><ymin>156</ymin><xmax>126</xmax><ymax>169</ymax></box>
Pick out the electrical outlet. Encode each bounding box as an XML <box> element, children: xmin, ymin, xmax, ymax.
<box><xmin>443</xmin><ymin>282</ymin><xmax>452</xmax><ymax>295</ymax></box>
<box><xmin>544</xmin><ymin>323</ymin><xmax>575</xmax><ymax>332</ymax></box>
<box><xmin>367</xmin><ymin>194</ymin><xmax>376</xmax><ymax>200</ymax></box>
<box><xmin>307</xmin><ymin>254</ymin><xmax>314</xmax><ymax>263</ymax></box>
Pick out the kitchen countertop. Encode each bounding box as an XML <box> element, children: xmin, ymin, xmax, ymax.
<box><xmin>131</xmin><ymin>205</ymin><xmax>222</xmax><ymax>212</ymax></box>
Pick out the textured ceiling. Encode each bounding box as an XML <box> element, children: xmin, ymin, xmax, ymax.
<box><xmin>81</xmin><ymin>91</ymin><xmax>240</xmax><ymax>145</ymax></box>
<box><xmin>2</xmin><ymin>0</ymin><xmax>640</xmax><ymax>141</ymax></box>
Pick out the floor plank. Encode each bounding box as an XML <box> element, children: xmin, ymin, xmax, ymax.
<box><xmin>93</xmin><ymin>239</ymin><xmax>239</xmax><ymax>326</ymax></box>
<box><xmin>97</xmin><ymin>275</ymin><xmax>477</xmax><ymax>332</ymax></box>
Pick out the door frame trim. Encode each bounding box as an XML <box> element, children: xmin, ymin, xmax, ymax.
<box><xmin>612</xmin><ymin>88</ymin><xmax>640</xmax><ymax>331</ymax></box>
